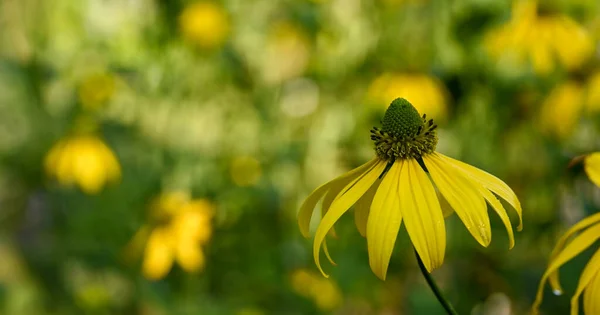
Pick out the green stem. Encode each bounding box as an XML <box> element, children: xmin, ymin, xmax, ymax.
<box><xmin>414</xmin><ymin>249</ymin><xmax>459</xmax><ymax>315</ymax></box>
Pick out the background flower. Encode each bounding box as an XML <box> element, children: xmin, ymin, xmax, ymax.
<box><xmin>0</xmin><ymin>0</ymin><xmax>599</xmax><ymax>314</ymax></box>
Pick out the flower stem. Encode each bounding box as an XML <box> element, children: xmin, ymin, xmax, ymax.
<box><xmin>414</xmin><ymin>249</ymin><xmax>459</xmax><ymax>315</ymax></box>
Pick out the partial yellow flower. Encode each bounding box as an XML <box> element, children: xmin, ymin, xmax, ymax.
<box><xmin>585</xmin><ymin>71</ymin><xmax>600</xmax><ymax>114</ymax></box>
<box><xmin>45</xmin><ymin>134</ymin><xmax>121</xmax><ymax>194</ymax></box>
<box><xmin>137</xmin><ymin>192</ymin><xmax>214</xmax><ymax>280</ymax></box>
<box><xmin>78</xmin><ymin>73</ymin><xmax>115</xmax><ymax>110</ymax></box>
<box><xmin>539</xmin><ymin>75</ymin><xmax>600</xmax><ymax>139</ymax></box>
<box><xmin>484</xmin><ymin>0</ymin><xmax>593</xmax><ymax>75</ymax></box>
<box><xmin>179</xmin><ymin>2</ymin><xmax>229</xmax><ymax>49</ymax></box>
<box><xmin>539</xmin><ymin>81</ymin><xmax>584</xmax><ymax>139</ymax></box>
<box><xmin>367</xmin><ymin>73</ymin><xmax>448</xmax><ymax>122</ymax></box>
<box><xmin>533</xmin><ymin>154</ymin><xmax>600</xmax><ymax>314</ymax></box>
<box><xmin>584</xmin><ymin>152</ymin><xmax>600</xmax><ymax>188</ymax></box>
<box><xmin>290</xmin><ymin>269</ymin><xmax>343</xmax><ymax>311</ymax></box>
<box><xmin>298</xmin><ymin>98</ymin><xmax>522</xmax><ymax>280</ymax></box>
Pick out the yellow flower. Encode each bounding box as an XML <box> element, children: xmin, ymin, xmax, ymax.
<box><xmin>298</xmin><ymin>98</ymin><xmax>522</xmax><ymax>280</ymax></box>
<box><xmin>44</xmin><ymin>134</ymin><xmax>121</xmax><ymax>194</ymax></box>
<box><xmin>78</xmin><ymin>73</ymin><xmax>115</xmax><ymax>110</ymax></box>
<box><xmin>367</xmin><ymin>73</ymin><xmax>448</xmax><ymax>122</ymax></box>
<box><xmin>539</xmin><ymin>81</ymin><xmax>584</xmax><ymax>139</ymax></box>
<box><xmin>539</xmin><ymin>76</ymin><xmax>600</xmax><ymax>139</ymax></box>
<box><xmin>533</xmin><ymin>153</ymin><xmax>600</xmax><ymax>315</ymax></box>
<box><xmin>290</xmin><ymin>269</ymin><xmax>343</xmax><ymax>310</ymax></box>
<box><xmin>484</xmin><ymin>0</ymin><xmax>593</xmax><ymax>75</ymax></box>
<box><xmin>179</xmin><ymin>2</ymin><xmax>229</xmax><ymax>49</ymax></box>
<box><xmin>139</xmin><ymin>192</ymin><xmax>214</xmax><ymax>280</ymax></box>
<box><xmin>585</xmin><ymin>72</ymin><xmax>600</xmax><ymax>114</ymax></box>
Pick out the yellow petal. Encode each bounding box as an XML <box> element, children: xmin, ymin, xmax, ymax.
<box><xmin>44</xmin><ymin>140</ymin><xmax>65</xmax><ymax>176</ymax></box>
<box><xmin>313</xmin><ymin>160</ymin><xmax>386</xmax><ymax>277</ymax></box>
<box><xmin>323</xmin><ymin>239</ymin><xmax>336</xmax><ymax>266</ymax></box>
<box><xmin>424</xmin><ymin>153</ymin><xmax>491</xmax><ymax>247</ymax></box>
<box><xmin>584</xmin><ymin>272</ymin><xmax>600</xmax><ymax>315</ymax></box>
<box><xmin>367</xmin><ymin>161</ymin><xmax>402</xmax><ymax>280</ymax></box>
<box><xmin>176</xmin><ymin>240</ymin><xmax>205</xmax><ymax>272</ymax></box>
<box><xmin>548</xmin><ymin>212</ymin><xmax>600</xmax><ymax>293</ymax></box>
<box><xmin>298</xmin><ymin>158</ymin><xmax>377</xmax><ymax>237</ymax></box>
<box><xmin>400</xmin><ymin>159</ymin><xmax>446</xmax><ymax>272</ymax></box>
<box><xmin>142</xmin><ymin>228</ymin><xmax>174</xmax><ymax>280</ymax></box>
<box><xmin>440</xmin><ymin>153</ymin><xmax>523</xmax><ymax>231</ymax></box>
<box><xmin>74</xmin><ymin>141</ymin><xmax>107</xmax><ymax>194</ymax></box>
<box><xmin>585</xmin><ymin>153</ymin><xmax>600</xmax><ymax>188</ymax></box>
<box><xmin>571</xmin><ymin>249</ymin><xmax>600</xmax><ymax>315</ymax></box>
<box><xmin>476</xmin><ymin>184</ymin><xmax>514</xmax><ymax>249</ymax></box>
<box><xmin>56</xmin><ymin>140</ymin><xmax>76</xmax><ymax>185</ymax></box>
<box><xmin>354</xmin><ymin>181</ymin><xmax>380</xmax><ymax>237</ymax></box>
<box><xmin>533</xmin><ymin>224</ymin><xmax>600</xmax><ymax>312</ymax></box>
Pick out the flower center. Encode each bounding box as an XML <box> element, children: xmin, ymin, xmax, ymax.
<box><xmin>371</xmin><ymin>98</ymin><xmax>438</xmax><ymax>160</ymax></box>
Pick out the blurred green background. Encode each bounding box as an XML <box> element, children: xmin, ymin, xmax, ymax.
<box><xmin>1</xmin><ymin>0</ymin><xmax>600</xmax><ymax>314</ymax></box>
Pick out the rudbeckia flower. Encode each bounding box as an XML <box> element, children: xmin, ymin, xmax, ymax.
<box><xmin>298</xmin><ymin>98</ymin><xmax>522</xmax><ymax>279</ymax></box>
<box><xmin>533</xmin><ymin>152</ymin><xmax>600</xmax><ymax>315</ymax></box>
<box><xmin>129</xmin><ymin>192</ymin><xmax>214</xmax><ymax>280</ymax></box>
<box><xmin>484</xmin><ymin>0</ymin><xmax>593</xmax><ymax>75</ymax></box>
<box><xmin>45</xmin><ymin>134</ymin><xmax>121</xmax><ymax>194</ymax></box>
<box><xmin>179</xmin><ymin>1</ymin><xmax>229</xmax><ymax>49</ymax></box>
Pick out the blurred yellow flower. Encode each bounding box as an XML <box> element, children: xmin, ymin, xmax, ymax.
<box><xmin>136</xmin><ymin>192</ymin><xmax>214</xmax><ymax>280</ymax></box>
<box><xmin>539</xmin><ymin>75</ymin><xmax>600</xmax><ymax>139</ymax></box>
<box><xmin>78</xmin><ymin>73</ymin><xmax>115</xmax><ymax>110</ymax></box>
<box><xmin>533</xmin><ymin>152</ymin><xmax>600</xmax><ymax>315</ymax></box>
<box><xmin>485</xmin><ymin>0</ymin><xmax>593</xmax><ymax>75</ymax></box>
<box><xmin>367</xmin><ymin>73</ymin><xmax>448</xmax><ymax>122</ymax></box>
<box><xmin>298</xmin><ymin>98</ymin><xmax>522</xmax><ymax>279</ymax></box>
<box><xmin>539</xmin><ymin>81</ymin><xmax>584</xmax><ymax>139</ymax></box>
<box><xmin>45</xmin><ymin>134</ymin><xmax>121</xmax><ymax>194</ymax></box>
<box><xmin>585</xmin><ymin>71</ymin><xmax>600</xmax><ymax>114</ymax></box>
<box><xmin>290</xmin><ymin>269</ymin><xmax>342</xmax><ymax>310</ymax></box>
<box><xmin>230</xmin><ymin>156</ymin><xmax>262</xmax><ymax>187</ymax></box>
<box><xmin>179</xmin><ymin>2</ymin><xmax>229</xmax><ymax>49</ymax></box>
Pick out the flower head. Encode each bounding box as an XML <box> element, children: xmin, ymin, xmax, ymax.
<box><xmin>179</xmin><ymin>2</ymin><xmax>229</xmax><ymax>49</ymax></box>
<box><xmin>290</xmin><ymin>269</ymin><xmax>343</xmax><ymax>311</ymax></box>
<box><xmin>44</xmin><ymin>134</ymin><xmax>121</xmax><ymax>194</ymax></box>
<box><xmin>533</xmin><ymin>152</ymin><xmax>600</xmax><ymax>315</ymax></box>
<box><xmin>484</xmin><ymin>0</ymin><xmax>593</xmax><ymax>75</ymax></box>
<box><xmin>298</xmin><ymin>98</ymin><xmax>522</xmax><ymax>279</ymax></box>
<box><xmin>135</xmin><ymin>192</ymin><xmax>214</xmax><ymax>280</ymax></box>
<box><xmin>367</xmin><ymin>73</ymin><xmax>448</xmax><ymax>122</ymax></box>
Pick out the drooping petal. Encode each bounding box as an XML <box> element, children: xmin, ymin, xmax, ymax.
<box><xmin>570</xmin><ymin>249</ymin><xmax>600</xmax><ymax>315</ymax></box>
<box><xmin>440</xmin><ymin>153</ymin><xmax>523</xmax><ymax>230</ymax></box>
<box><xmin>142</xmin><ymin>228</ymin><xmax>174</xmax><ymax>280</ymax></box>
<box><xmin>298</xmin><ymin>158</ymin><xmax>377</xmax><ymax>237</ymax></box>
<box><xmin>584</xmin><ymin>272</ymin><xmax>600</xmax><ymax>315</ymax></box>
<box><xmin>367</xmin><ymin>161</ymin><xmax>402</xmax><ymax>280</ymax></box>
<box><xmin>313</xmin><ymin>160</ymin><xmax>387</xmax><ymax>277</ymax></box>
<box><xmin>423</xmin><ymin>153</ymin><xmax>491</xmax><ymax>247</ymax></box>
<box><xmin>354</xmin><ymin>181</ymin><xmax>380</xmax><ymax>237</ymax></box>
<box><xmin>176</xmin><ymin>240</ymin><xmax>205</xmax><ymax>272</ymax></box>
<box><xmin>585</xmin><ymin>152</ymin><xmax>600</xmax><ymax>188</ymax></box>
<box><xmin>400</xmin><ymin>159</ymin><xmax>446</xmax><ymax>272</ymax></box>
<box><xmin>533</xmin><ymin>224</ymin><xmax>600</xmax><ymax>312</ymax></box>
<box><xmin>476</xmin><ymin>184</ymin><xmax>515</xmax><ymax>249</ymax></box>
<box><xmin>548</xmin><ymin>213</ymin><xmax>600</xmax><ymax>293</ymax></box>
